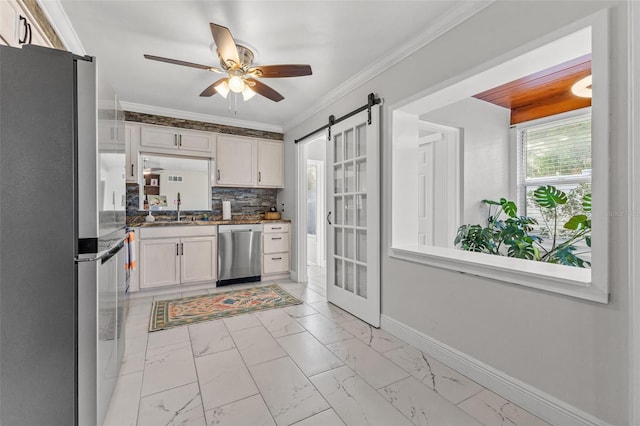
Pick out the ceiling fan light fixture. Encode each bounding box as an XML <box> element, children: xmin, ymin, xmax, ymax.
<box><xmin>228</xmin><ymin>75</ymin><xmax>245</xmax><ymax>93</ymax></box>
<box><xmin>242</xmin><ymin>85</ymin><xmax>256</xmax><ymax>101</ymax></box>
<box><xmin>214</xmin><ymin>80</ymin><xmax>230</xmax><ymax>98</ymax></box>
<box><xmin>571</xmin><ymin>75</ymin><xmax>592</xmax><ymax>98</ymax></box>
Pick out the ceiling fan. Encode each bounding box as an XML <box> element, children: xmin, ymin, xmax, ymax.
<box><xmin>144</xmin><ymin>23</ymin><xmax>312</xmax><ymax>102</ymax></box>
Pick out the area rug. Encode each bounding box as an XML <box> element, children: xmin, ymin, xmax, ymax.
<box><xmin>149</xmin><ymin>284</ymin><xmax>302</xmax><ymax>332</ymax></box>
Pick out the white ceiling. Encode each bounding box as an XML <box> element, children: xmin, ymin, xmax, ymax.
<box><xmin>56</xmin><ymin>1</ymin><xmax>476</xmax><ymax>132</ymax></box>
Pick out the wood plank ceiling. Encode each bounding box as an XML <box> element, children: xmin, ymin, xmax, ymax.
<box><xmin>473</xmin><ymin>54</ymin><xmax>591</xmax><ymax>125</ymax></box>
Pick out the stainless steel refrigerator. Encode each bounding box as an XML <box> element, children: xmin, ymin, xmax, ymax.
<box><xmin>0</xmin><ymin>45</ymin><xmax>127</xmax><ymax>426</ymax></box>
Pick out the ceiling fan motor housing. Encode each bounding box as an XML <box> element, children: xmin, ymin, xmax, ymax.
<box><xmin>221</xmin><ymin>44</ymin><xmax>254</xmax><ymax>70</ymax></box>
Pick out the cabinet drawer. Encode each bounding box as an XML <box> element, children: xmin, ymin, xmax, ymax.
<box><xmin>263</xmin><ymin>223</ymin><xmax>289</xmax><ymax>233</ymax></box>
<box><xmin>263</xmin><ymin>253</ymin><xmax>289</xmax><ymax>274</ymax></box>
<box><xmin>139</xmin><ymin>225</ymin><xmax>216</xmax><ymax>239</ymax></box>
<box><xmin>263</xmin><ymin>233</ymin><xmax>288</xmax><ymax>254</ymax></box>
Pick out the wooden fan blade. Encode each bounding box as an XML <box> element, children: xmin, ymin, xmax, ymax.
<box><xmin>144</xmin><ymin>54</ymin><xmax>213</xmax><ymax>70</ymax></box>
<box><xmin>246</xmin><ymin>78</ymin><xmax>284</xmax><ymax>102</ymax></box>
<box><xmin>200</xmin><ymin>78</ymin><xmax>228</xmax><ymax>97</ymax></box>
<box><xmin>210</xmin><ymin>23</ymin><xmax>240</xmax><ymax>66</ymax></box>
<box><xmin>249</xmin><ymin>64</ymin><xmax>312</xmax><ymax>78</ymax></box>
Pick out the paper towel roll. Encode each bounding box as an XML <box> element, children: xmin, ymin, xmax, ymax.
<box><xmin>222</xmin><ymin>201</ymin><xmax>231</xmax><ymax>220</ymax></box>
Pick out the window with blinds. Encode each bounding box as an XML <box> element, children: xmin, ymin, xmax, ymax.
<box><xmin>517</xmin><ymin>111</ymin><xmax>592</xmax><ymax>248</ymax></box>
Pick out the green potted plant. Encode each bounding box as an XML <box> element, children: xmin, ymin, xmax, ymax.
<box><xmin>454</xmin><ymin>185</ymin><xmax>591</xmax><ymax>268</ymax></box>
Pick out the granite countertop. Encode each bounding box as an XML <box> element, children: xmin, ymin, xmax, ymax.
<box><xmin>128</xmin><ymin>214</ymin><xmax>290</xmax><ymax>228</ymax></box>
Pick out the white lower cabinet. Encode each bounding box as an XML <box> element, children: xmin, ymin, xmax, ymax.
<box><xmin>181</xmin><ymin>236</ymin><xmax>217</xmax><ymax>284</ymax></box>
<box><xmin>138</xmin><ymin>226</ymin><xmax>217</xmax><ymax>289</ymax></box>
<box><xmin>140</xmin><ymin>238</ymin><xmax>181</xmax><ymax>288</ymax></box>
<box><xmin>262</xmin><ymin>223</ymin><xmax>290</xmax><ymax>278</ymax></box>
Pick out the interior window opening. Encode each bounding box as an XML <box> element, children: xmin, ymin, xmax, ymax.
<box><xmin>390</xmin><ymin>14</ymin><xmax>608</xmax><ymax>303</ymax></box>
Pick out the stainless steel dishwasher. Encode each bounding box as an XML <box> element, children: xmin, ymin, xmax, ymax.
<box><xmin>217</xmin><ymin>224</ymin><xmax>262</xmax><ymax>285</ymax></box>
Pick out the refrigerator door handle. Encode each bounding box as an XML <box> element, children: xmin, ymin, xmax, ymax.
<box><xmin>75</xmin><ymin>238</ymin><xmax>125</xmax><ymax>263</ymax></box>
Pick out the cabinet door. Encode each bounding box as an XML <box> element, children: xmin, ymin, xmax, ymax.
<box><xmin>124</xmin><ymin>124</ymin><xmax>140</xmax><ymax>183</ymax></box>
<box><xmin>0</xmin><ymin>0</ymin><xmax>19</xmax><ymax>47</ymax></box>
<box><xmin>140</xmin><ymin>125</ymin><xmax>178</xmax><ymax>150</ymax></box>
<box><xmin>257</xmin><ymin>140</ymin><xmax>284</xmax><ymax>187</ymax></box>
<box><xmin>140</xmin><ymin>238</ymin><xmax>180</xmax><ymax>288</ymax></box>
<box><xmin>180</xmin><ymin>236</ymin><xmax>216</xmax><ymax>284</ymax></box>
<box><xmin>179</xmin><ymin>130</ymin><xmax>214</xmax><ymax>153</ymax></box>
<box><xmin>216</xmin><ymin>135</ymin><xmax>256</xmax><ymax>186</ymax></box>
<box><xmin>0</xmin><ymin>1</ymin><xmax>52</xmax><ymax>48</ymax></box>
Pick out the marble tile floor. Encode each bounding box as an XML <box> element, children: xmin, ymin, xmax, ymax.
<box><xmin>105</xmin><ymin>280</ymin><xmax>550</xmax><ymax>426</ymax></box>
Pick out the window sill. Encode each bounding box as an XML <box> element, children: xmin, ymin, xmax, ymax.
<box><xmin>389</xmin><ymin>245</ymin><xmax>608</xmax><ymax>303</ymax></box>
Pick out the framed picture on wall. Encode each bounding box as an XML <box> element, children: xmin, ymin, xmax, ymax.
<box><xmin>150</xmin><ymin>178</ymin><xmax>159</xmax><ymax>186</ymax></box>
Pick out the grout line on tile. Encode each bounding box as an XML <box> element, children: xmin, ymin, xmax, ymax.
<box><xmin>186</xmin><ymin>321</ymin><xmax>208</xmax><ymax>423</ymax></box>
<box><xmin>223</xmin><ymin>319</ymin><xmax>278</xmax><ymax>426</ymax></box>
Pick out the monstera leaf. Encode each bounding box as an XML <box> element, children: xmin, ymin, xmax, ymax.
<box><xmin>564</xmin><ymin>214</ymin><xmax>590</xmax><ymax>230</ymax></box>
<box><xmin>506</xmin><ymin>239</ymin><xmax>538</xmax><ymax>260</ymax></box>
<box><xmin>454</xmin><ymin>224</ymin><xmax>497</xmax><ymax>253</ymax></box>
<box><xmin>582</xmin><ymin>193</ymin><xmax>592</xmax><ymax>212</ymax></box>
<box><xmin>548</xmin><ymin>245</ymin><xmax>591</xmax><ymax>268</ymax></box>
<box><xmin>533</xmin><ymin>185</ymin><xmax>568</xmax><ymax>209</ymax></box>
<box><xmin>500</xmin><ymin>198</ymin><xmax>518</xmax><ymax>218</ymax></box>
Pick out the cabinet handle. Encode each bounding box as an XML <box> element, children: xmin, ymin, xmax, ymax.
<box><xmin>180</xmin><ymin>243</ymin><xmax>184</xmax><ymax>255</ymax></box>
<box><xmin>272</xmin><ymin>227</ymin><xmax>282</xmax><ymax>230</ymax></box>
<box><xmin>130</xmin><ymin>164</ymin><xmax>134</xmax><ymax>177</ymax></box>
<box><xmin>217</xmin><ymin>170</ymin><xmax>220</xmax><ymax>180</ymax></box>
<box><xmin>179</xmin><ymin>134</ymin><xmax>182</xmax><ymax>147</ymax></box>
<box><xmin>327</xmin><ymin>212</ymin><xmax>332</xmax><ymax>225</ymax></box>
<box><xmin>258</xmin><ymin>171</ymin><xmax>261</xmax><ymax>182</ymax></box>
<box><xmin>176</xmin><ymin>243</ymin><xmax>179</xmax><ymax>256</ymax></box>
<box><xmin>271</xmin><ymin>237</ymin><xmax>282</xmax><ymax>240</ymax></box>
<box><xmin>272</xmin><ymin>257</ymin><xmax>282</xmax><ymax>260</ymax></box>
<box><xmin>18</xmin><ymin>16</ymin><xmax>28</xmax><ymax>44</ymax></box>
<box><xmin>26</xmin><ymin>23</ymin><xmax>32</xmax><ymax>44</ymax></box>
<box><xmin>174</xmin><ymin>134</ymin><xmax>178</xmax><ymax>146</ymax></box>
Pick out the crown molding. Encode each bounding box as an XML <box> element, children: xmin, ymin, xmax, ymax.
<box><xmin>282</xmin><ymin>0</ymin><xmax>495</xmax><ymax>133</ymax></box>
<box><xmin>120</xmin><ymin>101</ymin><xmax>284</xmax><ymax>133</ymax></box>
<box><xmin>35</xmin><ymin>0</ymin><xmax>86</xmax><ymax>55</ymax></box>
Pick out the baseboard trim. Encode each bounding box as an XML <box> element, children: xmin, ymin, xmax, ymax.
<box><xmin>381</xmin><ymin>315</ymin><xmax>608</xmax><ymax>426</ymax></box>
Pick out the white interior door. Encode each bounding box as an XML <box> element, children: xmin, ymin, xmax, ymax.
<box><xmin>327</xmin><ymin>106</ymin><xmax>380</xmax><ymax>327</ymax></box>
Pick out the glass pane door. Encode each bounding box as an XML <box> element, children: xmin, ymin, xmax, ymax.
<box><xmin>326</xmin><ymin>106</ymin><xmax>380</xmax><ymax>326</ymax></box>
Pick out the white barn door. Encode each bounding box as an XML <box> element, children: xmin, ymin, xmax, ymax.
<box><xmin>326</xmin><ymin>106</ymin><xmax>380</xmax><ymax>327</ymax></box>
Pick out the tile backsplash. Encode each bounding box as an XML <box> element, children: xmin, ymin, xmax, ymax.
<box><xmin>126</xmin><ymin>183</ymin><xmax>277</xmax><ymax>218</ymax></box>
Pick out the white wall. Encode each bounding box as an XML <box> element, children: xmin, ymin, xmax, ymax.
<box><xmin>420</xmin><ymin>97</ymin><xmax>511</xmax><ymax>226</ymax></box>
<box><xmin>159</xmin><ymin>169</ymin><xmax>209</xmax><ymax>210</ymax></box>
<box><xmin>306</xmin><ymin>137</ymin><xmax>325</xmax><ymax>162</ymax></box>
<box><xmin>391</xmin><ymin>110</ymin><xmax>420</xmax><ymax>246</ymax></box>
<box><xmin>279</xmin><ymin>1</ymin><xmax>631</xmax><ymax>424</ymax></box>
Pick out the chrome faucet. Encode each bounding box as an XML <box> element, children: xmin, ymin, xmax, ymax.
<box><xmin>176</xmin><ymin>192</ymin><xmax>181</xmax><ymax>221</ymax></box>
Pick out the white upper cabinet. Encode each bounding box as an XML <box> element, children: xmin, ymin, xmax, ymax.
<box><xmin>216</xmin><ymin>135</ymin><xmax>257</xmax><ymax>187</ymax></box>
<box><xmin>127</xmin><ymin>122</ymin><xmax>282</xmax><ymax>188</ymax></box>
<box><xmin>140</xmin><ymin>124</ymin><xmax>214</xmax><ymax>157</ymax></box>
<box><xmin>179</xmin><ymin>130</ymin><xmax>213</xmax><ymax>153</ymax></box>
<box><xmin>215</xmin><ymin>136</ymin><xmax>284</xmax><ymax>188</ymax></box>
<box><xmin>0</xmin><ymin>0</ymin><xmax>52</xmax><ymax>48</ymax></box>
<box><xmin>257</xmin><ymin>140</ymin><xmax>284</xmax><ymax>188</ymax></box>
<box><xmin>124</xmin><ymin>123</ymin><xmax>140</xmax><ymax>183</ymax></box>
